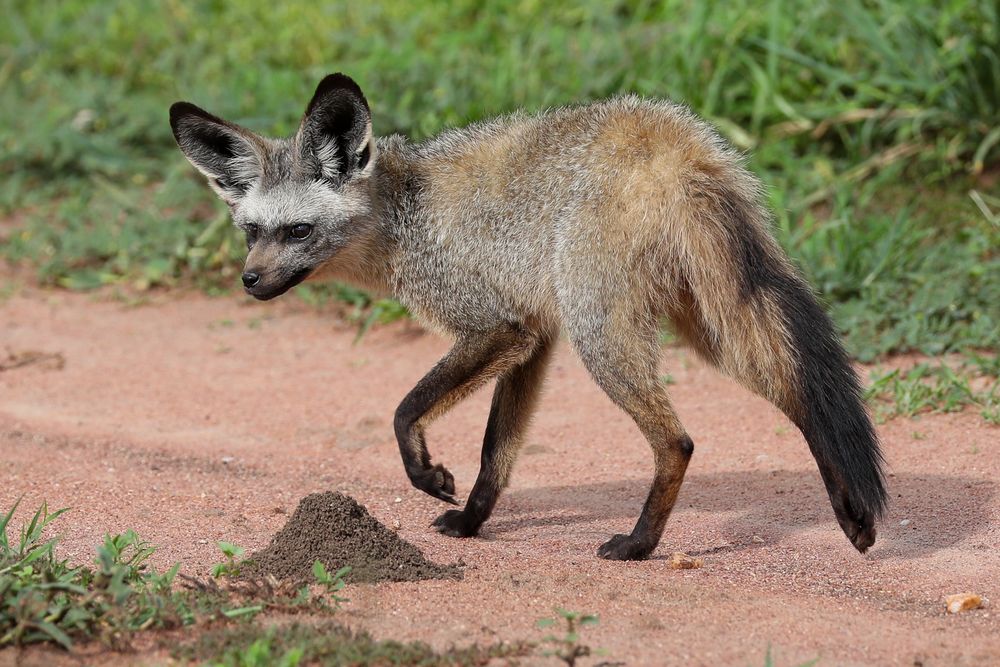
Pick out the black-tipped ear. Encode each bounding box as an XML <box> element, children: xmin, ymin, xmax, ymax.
<box><xmin>299</xmin><ymin>73</ymin><xmax>373</xmax><ymax>184</ymax></box>
<box><xmin>169</xmin><ymin>102</ymin><xmax>261</xmax><ymax>200</ymax></box>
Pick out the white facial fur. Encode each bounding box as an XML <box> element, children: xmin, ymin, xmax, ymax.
<box><xmin>234</xmin><ymin>178</ymin><xmax>368</xmax><ymax>234</ymax></box>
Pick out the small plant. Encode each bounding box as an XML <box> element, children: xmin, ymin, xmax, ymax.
<box><xmin>536</xmin><ymin>608</ymin><xmax>600</xmax><ymax>667</ymax></box>
<box><xmin>192</xmin><ymin>554</ymin><xmax>353</xmax><ymax>618</ymax></box>
<box><xmin>293</xmin><ymin>283</ymin><xmax>410</xmax><ymax>341</ymax></box>
<box><xmin>308</xmin><ymin>560</ymin><xmax>351</xmax><ymax>610</ymax></box>
<box><xmin>211</xmin><ymin>541</ymin><xmax>247</xmax><ymax>579</ymax></box>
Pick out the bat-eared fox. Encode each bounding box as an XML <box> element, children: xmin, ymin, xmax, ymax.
<box><xmin>170</xmin><ymin>73</ymin><xmax>886</xmax><ymax>560</ymax></box>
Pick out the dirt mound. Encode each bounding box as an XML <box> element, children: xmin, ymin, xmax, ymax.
<box><xmin>246</xmin><ymin>492</ymin><xmax>461</xmax><ymax>584</ymax></box>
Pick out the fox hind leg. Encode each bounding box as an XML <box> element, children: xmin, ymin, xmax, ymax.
<box><xmin>564</xmin><ymin>302</ymin><xmax>693</xmax><ymax>561</ymax></box>
<box><xmin>434</xmin><ymin>334</ymin><xmax>555</xmax><ymax>537</ymax></box>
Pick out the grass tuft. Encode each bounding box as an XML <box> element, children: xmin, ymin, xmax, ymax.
<box><xmin>0</xmin><ymin>500</ymin><xmax>205</xmax><ymax>649</ymax></box>
<box><xmin>866</xmin><ymin>359</ymin><xmax>999</xmax><ymax>424</ymax></box>
<box><xmin>0</xmin><ymin>502</ymin><xmax>350</xmax><ymax>650</ymax></box>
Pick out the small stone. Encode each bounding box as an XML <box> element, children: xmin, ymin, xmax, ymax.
<box><xmin>394</xmin><ymin>497</ymin><xmax>403</xmax><ymax>503</ymax></box>
<box><xmin>198</xmin><ymin>539</ymin><xmax>207</xmax><ymax>544</ymax></box>
<box><xmin>669</xmin><ymin>552</ymin><xmax>704</xmax><ymax>569</ymax></box>
<box><xmin>392</xmin><ymin>519</ymin><xmax>401</xmax><ymax>530</ymax></box>
<box><xmin>900</xmin><ymin>519</ymin><xmax>911</xmax><ymax>526</ymax></box>
<box><xmin>221</xmin><ymin>456</ymin><xmax>235</xmax><ymax>464</ymax></box>
<box><xmin>944</xmin><ymin>593</ymin><xmax>983</xmax><ymax>614</ymax></box>
<box><xmin>751</xmin><ymin>535</ymin><xmax>765</xmax><ymax>543</ymax></box>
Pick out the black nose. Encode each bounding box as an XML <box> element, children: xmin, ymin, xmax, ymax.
<box><xmin>242</xmin><ymin>271</ymin><xmax>260</xmax><ymax>288</ymax></box>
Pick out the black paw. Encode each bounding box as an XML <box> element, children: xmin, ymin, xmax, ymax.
<box><xmin>409</xmin><ymin>463</ymin><xmax>458</xmax><ymax>505</ymax></box>
<box><xmin>432</xmin><ymin>508</ymin><xmax>481</xmax><ymax>538</ymax></box>
<box><xmin>597</xmin><ymin>533</ymin><xmax>652</xmax><ymax>561</ymax></box>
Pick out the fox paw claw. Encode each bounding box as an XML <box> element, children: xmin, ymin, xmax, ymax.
<box><xmin>409</xmin><ymin>464</ymin><xmax>458</xmax><ymax>505</ymax></box>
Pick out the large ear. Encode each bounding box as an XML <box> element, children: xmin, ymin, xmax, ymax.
<box><xmin>298</xmin><ymin>73</ymin><xmax>374</xmax><ymax>184</ymax></box>
<box><xmin>169</xmin><ymin>102</ymin><xmax>262</xmax><ymax>202</ymax></box>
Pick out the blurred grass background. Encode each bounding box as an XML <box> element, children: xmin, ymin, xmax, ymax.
<box><xmin>1</xmin><ymin>0</ymin><xmax>997</xmax><ymax>363</ymax></box>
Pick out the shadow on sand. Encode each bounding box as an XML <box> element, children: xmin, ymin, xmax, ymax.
<box><xmin>495</xmin><ymin>469</ymin><xmax>995</xmax><ymax>559</ymax></box>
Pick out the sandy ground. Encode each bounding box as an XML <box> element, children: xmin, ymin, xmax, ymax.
<box><xmin>0</xmin><ymin>289</ymin><xmax>997</xmax><ymax>666</ymax></box>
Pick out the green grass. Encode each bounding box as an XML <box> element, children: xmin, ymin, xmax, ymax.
<box><xmin>0</xmin><ymin>500</ymin><xmax>206</xmax><ymax>649</ymax></box>
<box><xmin>0</xmin><ymin>500</ymin><xmax>545</xmax><ymax>664</ymax></box>
<box><xmin>183</xmin><ymin>623</ymin><xmax>530</xmax><ymax>667</ymax></box>
<box><xmin>1</xmin><ymin>1</ymin><xmax>998</xmax><ymax>370</ymax></box>
<box><xmin>867</xmin><ymin>358</ymin><xmax>1000</xmax><ymax>423</ymax></box>
<box><xmin>0</xmin><ymin>501</ymin><xmax>360</xmax><ymax>650</ymax></box>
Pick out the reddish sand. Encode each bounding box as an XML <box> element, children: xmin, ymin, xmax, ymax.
<box><xmin>1</xmin><ymin>289</ymin><xmax>997</xmax><ymax>666</ymax></box>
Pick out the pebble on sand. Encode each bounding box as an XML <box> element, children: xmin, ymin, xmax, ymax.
<box><xmin>944</xmin><ymin>593</ymin><xmax>983</xmax><ymax>614</ymax></box>
<box><xmin>669</xmin><ymin>552</ymin><xmax>704</xmax><ymax>570</ymax></box>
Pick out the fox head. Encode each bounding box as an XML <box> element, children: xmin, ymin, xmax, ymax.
<box><xmin>169</xmin><ymin>73</ymin><xmax>376</xmax><ymax>300</ymax></box>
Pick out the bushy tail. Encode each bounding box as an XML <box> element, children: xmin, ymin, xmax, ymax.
<box><xmin>770</xmin><ymin>274</ymin><xmax>888</xmax><ymax>551</ymax></box>
<box><xmin>670</xmin><ymin>173</ymin><xmax>887</xmax><ymax>551</ymax></box>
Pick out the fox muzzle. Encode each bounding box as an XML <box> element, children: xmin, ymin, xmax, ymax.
<box><xmin>243</xmin><ymin>267</ymin><xmax>312</xmax><ymax>301</ymax></box>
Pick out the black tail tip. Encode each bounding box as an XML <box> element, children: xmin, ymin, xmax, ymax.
<box><xmin>843</xmin><ymin>515</ymin><xmax>877</xmax><ymax>553</ymax></box>
<box><xmin>833</xmin><ymin>492</ymin><xmax>882</xmax><ymax>553</ymax></box>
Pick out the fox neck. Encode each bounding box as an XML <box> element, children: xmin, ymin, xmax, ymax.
<box><xmin>312</xmin><ymin>218</ymin><xmax>396</xmax><ymax>295</ymax></box>
<box><xmin>310</xmin><ymin>136</ymin><xmax>414</xmax><ymax>296</ymax></box>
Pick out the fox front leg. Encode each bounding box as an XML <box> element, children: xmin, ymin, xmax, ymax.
<box><xmin>433</xmin><ymin>335</ymin><xmax>554</xmax><ymax>537</ymax></box>
<box><xmin>393</xmin><ymin>326</ymin><xmax>540</xmax><ymax>505</ymax></box>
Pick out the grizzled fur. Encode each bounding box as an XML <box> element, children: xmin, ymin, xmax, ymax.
<box><xmin>170</xmin><ymin>73</ymin><xmax>887</xmax><ymax>560</ymax></box>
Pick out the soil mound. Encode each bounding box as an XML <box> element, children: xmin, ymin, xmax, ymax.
<box><xmin>246</xmin><ymin>492</ymin><xmax>461</xmax><ymax>584</ymax></box>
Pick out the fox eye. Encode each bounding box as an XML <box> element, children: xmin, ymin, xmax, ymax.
<box><xmin>245</xmin><ymin>224</ymin><xmax>259</xmax><ymax>247</ymax></box>
<box><xmin>289</xmin><ymin>224</ymin><xmax>312</xmax><ymax>240</ymax></box>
